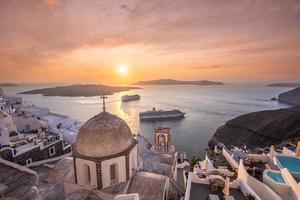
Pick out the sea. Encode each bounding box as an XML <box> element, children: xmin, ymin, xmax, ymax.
<box><xmin>2</xmin><ymin>84</ymin><xmax>292</xmax><ymax>159</ymax></box>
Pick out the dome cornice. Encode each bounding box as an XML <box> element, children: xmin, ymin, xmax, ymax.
<box><xmin>74</xmin><ymin>139</ymin><xmax>137</xmax><ymax>161</ymax></box>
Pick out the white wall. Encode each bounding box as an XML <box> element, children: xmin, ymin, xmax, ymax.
<box><xmin>101</xmin><ymin>156</ymin><xmax>126</xmax><ymax>188</ymax></box>
<box><xmin>115</xmin><ymin>194</ymin><xmax>139</xmax><ymax>200</ymax></box>
<box><xmin>0</xmin><ymin>113</ymin><xmax>17</xmax><ymax>132</ymax></box>
<box><xmin>238</xmin><ymin>160</ymin><xmax>282</xmax><ymax>200</ymax></box>
<box><xmin>282</xmin><ymin>147</ymin><xmax>296</xmax><ymax>157</ymax></box>
<box><xmin>75</xmin><ymin>158</ymin><xmax>97</xmax><ymax>189</ymax></box>
<box><xmin>0</xmin><ymin>129</ymin><xmax>10</xmax><ymax>145</ymax></box>
<box><xmin>222</xmin><ymin>148</ymin><xmax>239</xmax><ymax>169</ymax></box>
<box><xmin>3</xmin><ymin>96</ymin><xmax>23</xmax><ymax>109</ymax></box>
<box><xmin>239</xmin><ymin>179</ymin><xmax>262</xmax><ymax>200</ymax></box>
<box><xmin>281</xmin><ymin>168</ymin><xmax>300</xmax><ymax>200</ymax></box>
<box><xmin>263</xmin><ymin>170</ymin><xmax>291</xmax><ymax>200</ymax></box>
<box><xmin>0</xmin><ymin>112</ymin><xmax>18</xmax><ymax>145</ymax></box>
<box><xmin>24</xmin><ymin>106</ymin><xmax>49</xmax><ymax>117</ymax></box>
<box><xmin>13</xmin><ymin>116</ymin><xmax>41</xmax><ymax>132</ymax></box>
<box><xmin>129</xmin><ymin>146</ymin><xmax>138</xmax><ymax>177</ymax></box>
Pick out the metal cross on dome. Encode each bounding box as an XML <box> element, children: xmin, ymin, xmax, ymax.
<box><xmin>100</xmin><ymin>94</ymin><xmax>108</xmax><ymax>112</ymax></box>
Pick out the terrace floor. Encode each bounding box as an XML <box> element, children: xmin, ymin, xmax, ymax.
<box><xmin>207</xmin><ymin>150</ymin><xmax>234</xmax><ymax>171</ymax></box>
<box><xmin>177</xmin><ymin>168</ymin><xmax>185</xmax><ymax>190</ymax></box>
<box><xmin>190</xmin><ymin>183</ymin><xmax>246</xmax><ymax>200</ymax></box>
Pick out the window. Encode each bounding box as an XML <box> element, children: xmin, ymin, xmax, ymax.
<box><xmin>130</xmin><ymin>149</ymin><xmax>137</xmax><ymax>172</ymax></box>
<box><xmin>49</xmin><ymin>146</ymin><xmax>55</xmax><ymax>156</ymax></box>
<box><xmin>25</xmin><ymin>124</ymin><xmax>30</xmax><ymax>132</ymax></box>
<box><xmin>82</xmin><ymin>164</ymin><xmax>91</xmax><ymax>185</ymax></box>
<box><xmin>110</xmin><ymin>163</ymin><xmax>118</xmax><ymax>185</ymax></box>
<box><xmin>26</xmin><ymin>158</ymin><xmax>32</xmax><ymax>165</ymax></box>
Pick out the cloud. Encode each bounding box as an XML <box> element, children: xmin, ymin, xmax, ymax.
<box><xmin>44</xmin><ymin>0</ymin><xmax>60</xmax><ymax>7</ymax></box>
<box><xmin>0</xmin><ymin>0</ymin><xmax>300</xmax><ymax>82</ymax></box>
<box><xmin>120</xmin><ymin>4</ymin><xmax>131</xmax><ymax>11</ymax></box>
<box><xmin>189</xmin><ymin>65</ymin><xmax>225</xmax><ymax>70</ymax></box>
<box><xmin>231</xmin><ymin>37</ymin><xmax>246</xmax><ymax>45</ymax></box>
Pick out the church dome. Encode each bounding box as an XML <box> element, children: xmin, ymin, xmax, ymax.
<box><xmin>75</xmin><ymin>111</ymin><xmax>135</xmax><ymax>158</ymax></box>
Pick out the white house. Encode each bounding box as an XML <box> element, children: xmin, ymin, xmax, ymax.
<box><xmin>0</xmin><ymin>110</ymin><xmax>20</xmax><ymax>145</ymax></box>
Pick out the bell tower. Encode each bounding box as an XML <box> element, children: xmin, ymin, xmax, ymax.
<box><xmin>154</xmin><ymin>127</ymin><xmax>171</xmax><ymax>152</ymax></box>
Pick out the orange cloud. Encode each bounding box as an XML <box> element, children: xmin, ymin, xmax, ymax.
<box><xmin>0</xmin><ymin>1</ymin><xmax>300</xmax><ymax>84</ymax></box>
<box><xmin>44</xmin><ymin>0</ymin><xmax>60</xmax><ymax>7</ymax></box>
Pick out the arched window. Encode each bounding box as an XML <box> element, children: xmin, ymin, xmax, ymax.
<box><xmin>82</xmin><ymin>163</ymin><xmax>91</xmax><ymax>185</ymax></box>
<box><xmin>158</xmin><ymin>134</ymin><xmax>166</xmax><ymax>150</ymax></box>
<box><xmin>110</xmin><ymin>163</ymin><xmax>118</xmax><ymax>185</ymax></box>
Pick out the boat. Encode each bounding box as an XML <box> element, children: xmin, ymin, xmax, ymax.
<box><xmin>139</xmin><ymin>108</ymin><xmax>185</xmax><ymax>121</ymax></box>
<box><xmin>121</xmin><ymin>94</ymin><xmax>140</xmax><ymax>102</ymax></box>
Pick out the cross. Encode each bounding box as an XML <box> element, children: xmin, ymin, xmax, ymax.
<box><xmin>100</xmin><ymin>94</ymin><xmax>108</xmax><ymax>112</ymax></box>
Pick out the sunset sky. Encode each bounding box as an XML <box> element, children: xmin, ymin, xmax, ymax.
<box><xmin>0</xmin><ymin>0</ymin><xmax>299</xmax><ymax>85</ymax></box>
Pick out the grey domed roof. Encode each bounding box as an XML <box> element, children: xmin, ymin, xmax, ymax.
<box><xmin>75</xmin><ymin>111</ymin><xmax>135</xmax><ymax>158</ymax></box>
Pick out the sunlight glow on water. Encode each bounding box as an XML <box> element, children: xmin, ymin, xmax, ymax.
<box><xmin>4</xmin><ymin>84</ymin><xmax>292</xmax><ymax>159</ymax></box>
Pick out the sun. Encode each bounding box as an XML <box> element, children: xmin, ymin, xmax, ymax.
<box><xmin>118</xmin><ymin>64</ymin><xmax>127</xmax><ymax>76</ymax></box>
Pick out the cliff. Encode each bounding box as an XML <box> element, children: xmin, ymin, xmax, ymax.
<box><xmin>134</xmin><ymin>79</ymin><xmax>224</xmax><ymax>85</ymax></box>
<box><xmin>19</xmin><ymin>84</ymin><xmax>140</xmax><ymax>97</ymax></box>
<box><xmin>209</xmin><ymin>106</ymin><xmax>300</xmax><ymax>148</ymax></box>
<box><xmin>278</xmin><ymin>87</ymin><xmax>300</xmax><ymax>106</ymax></box>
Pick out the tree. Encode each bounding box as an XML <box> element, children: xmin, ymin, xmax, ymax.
<box><xmin>189</xmin><ymin>155</ymin><xmax>199</xmax><ymax>170</ymax></box>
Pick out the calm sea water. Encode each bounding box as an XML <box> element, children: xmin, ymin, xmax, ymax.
<box><xmin>3</xmin><ymin>84</ymin><xmax>292</xmax><ymax>159</ymax></box>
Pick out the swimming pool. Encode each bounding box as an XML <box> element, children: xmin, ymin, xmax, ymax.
<box><xmin>277</xmin><ymin>156</ymin><xmax>300</xmax><ymax>173</ymax></box>
<box><xmin>266</xmin><ymin>171</ymin><xmax>286</xmax><ymax>184</ymax></box>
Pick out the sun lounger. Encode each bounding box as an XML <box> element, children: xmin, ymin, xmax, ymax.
<box><xmin>208</xmin><ymin>194</ymin><xmax>220</xmax><ymax>200</ymax></box>
<box><xmin>225</xmin><ymin>196</ymin><xmax>235</xmax><ymax>200</ymax></box>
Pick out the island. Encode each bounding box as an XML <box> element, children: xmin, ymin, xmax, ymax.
<box><xmin>267</xmin><ymin>83</ymin><xmax>300</xmax><ymax>87</ymax></box>
<box><xmin>209</xmin><ymin>106</ymin><xmax>300</xmax><ymax>148</ymax></box>
<box><xmin>134</xmin><ymin>79</ymin><xmax>224</xmax><ymax>85</ymax></box>
<box><xmin>278</xmin><ymin>86</ymin><xmax>300</xmax><ymax>106</ymax></box>
<box><xmin>0</xmin><ymin>83</ymin><xmax>18</xmax><ymax>87</ymax></box>
<box><xmin>19</xmin><ymin>84</ymin><xmax>141</xmax><ymax>97</ymax></box>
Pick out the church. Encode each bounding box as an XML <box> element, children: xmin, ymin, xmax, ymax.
<box><xmin>59</xmin><ymin>96</ymin><xmax>181</xmax><ymax>200</ymax></box>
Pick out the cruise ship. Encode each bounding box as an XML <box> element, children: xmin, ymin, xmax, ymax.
<box><xmin>121</xmin><ymin>94</ymin><xmax>141</xmax><ymax>102</ymax></box>
<box><xmin>139</xmin><ymin>108</ymin><xmax>185</xmax><ymax>121</ymax></box>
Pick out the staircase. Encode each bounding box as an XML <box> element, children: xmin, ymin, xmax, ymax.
<box><xmin>169</xmin><ymin>177</ymin><xmax>185</xmax><ymax>199</ymax></box>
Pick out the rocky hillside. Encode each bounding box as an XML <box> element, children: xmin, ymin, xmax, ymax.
<box><xmin>209</xmin><ymin>106</ymin><xmax>300</xmax><ymax>148</ymax></box>
<box><xmin>278</xmin><ymin>87</ymin><xmax>300</xmax><ymax>106</ymax></box>
<box><xmin>267</xmin><ymin>83</ymin><xmax>300</xmax><ymax>87</ymax></box>
<box><xmin>19</xmin><ymin>84</ymin><xmax>140</xmax><ymax>97</ymax></box>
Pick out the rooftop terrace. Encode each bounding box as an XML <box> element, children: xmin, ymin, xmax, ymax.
<box><xmin>190</xmin><ymin>183</ymin><xmax>246</xmax><ymax>200</ymax></box>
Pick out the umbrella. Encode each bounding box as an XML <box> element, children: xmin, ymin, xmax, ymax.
<box><xmin>270</xmin><ymin>145</ymin><xmax>275</xmax><ymax>158</ymax></box>
<box><xmin>205</xmin><ymin>159</ymin><xmax>209</xmax><ymax>171</ymax></box>
<box><xmin>296</xmin><ymin>142</ymin><xmax>300</xmax><ymax>157</ymax></box>
<box><xmin>214</xmin><ymin>145</ymin><xmax>218</xmax><ymax>153</ymax></box>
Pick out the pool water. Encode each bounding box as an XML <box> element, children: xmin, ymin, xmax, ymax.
<box><xmin>277</xmin><ymin>156</ymin><xmax>300</xmax><ymax>173</ymax></box>
<box><xmin>267</xmin><ymin>171</ymin><xmax>286</xmax><ymax>184</ymax></box>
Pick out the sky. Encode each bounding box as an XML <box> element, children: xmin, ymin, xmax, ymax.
<box><xmin>0</xmin><ymin>0</ymin><xmax>300</xmax><ymax>85</ymax></box>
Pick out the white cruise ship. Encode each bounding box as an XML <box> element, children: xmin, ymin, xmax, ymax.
<box><xmin>139</xmin><ymin>108</ymin><xmax>185</xmax><ymax>121</ymax></box>
<box><xmin>121</xmin><ymin>94</ymin><xmax>141</xmax><ymax>102</ymax></box>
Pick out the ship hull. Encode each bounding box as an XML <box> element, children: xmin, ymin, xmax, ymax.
<box><xmin>139</xmin><ymin>113</ymin><xmax>185</xmax><ymax>121</ymax></box>
<box><xmin>121</xmin><ymin>95</ymin><xmax>140</xmax><ymax>102</ymax></box>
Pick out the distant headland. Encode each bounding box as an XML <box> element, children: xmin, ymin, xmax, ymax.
<box><xmin>134</xmin><ymin>79</ymin><xmax>224</xmax><ymax>85</ymax></box>
<box><xmin>267</xmin><ymin>83</ymin><xmax>300</xmax><ymax>87</ymax></box>
<box><xmin>278</xmin><ymin>86</ymin><xmax>300</xmax><ymax>106</ymax></box>
<box><xmin>0</xmin><ymin>83</ymin><xmax>18</xmax><ymax>87</ymax></box>
<box><xmin>19</xmin><ymin>84</ymin><xmax>141</xmax><ymax>97</ymax></box>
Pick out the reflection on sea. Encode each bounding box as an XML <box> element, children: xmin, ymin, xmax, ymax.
<box><xmin>4</xmin><ymin>84</ymin><xmax>291</xmax><ymax>159</ymax></box>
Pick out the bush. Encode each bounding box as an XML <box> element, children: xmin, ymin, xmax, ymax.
<box><xmin>9</xmin><ymin>131</ymin><xmax>18</xmax><ymax>137</ymax></box>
